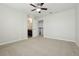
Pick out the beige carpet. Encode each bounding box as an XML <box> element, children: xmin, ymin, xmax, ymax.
<box><xmin>0</xmin><ymin>37</ymin><xmax>79</xmax><ymax>56</ymax></box>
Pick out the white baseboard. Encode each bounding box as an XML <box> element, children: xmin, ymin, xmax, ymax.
<box><xmin>0</xmin><ymin>38</ymin><xmax>27</xmax><ymax>46</ymax></box>
<box><xmin>56</xmin><ymin>38</ymin><xmax>76</xmax><ymax>43</ymax></box>
<box><xmin>0</xmin><ymin>37</ymin><xmax>76</xmax><ymax>46</ymax></box>
<box><xmin>44</xmin><ymin>36</ymin><xmax>76</xmax><ymax>43</ymax></box>
<box><xmin>75</xmin><ymin>42</ymin><xmax>79</xmax><ymax>47</ymax></box>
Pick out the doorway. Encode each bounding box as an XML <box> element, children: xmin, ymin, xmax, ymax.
<box><xmin>38</xmin><ymin>20</ymin><xmax>43</xmax><ymax>36</ymax></box>
<box><xmin>27</xmin><ymin>17</ymin><xmax>32</xmax><ymax>38</ymax></box>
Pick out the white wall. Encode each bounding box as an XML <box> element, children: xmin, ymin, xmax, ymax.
<box><xmin>76</xmin><ymin>5</ymin><xmax>79</xmax><ymax>46</ymax></box>
<box><xmin>0</xmin><ymin>4</ymin><xmax>27</xmax><ymax>45</ymax></box>
<box><xmin>43</xmin><ymin>8</ymin><xmax>76</xmax><ymax>42</ymax></box>
<box><xmin>32</xmin><ymin>18</ymin><xmax>38</xmax><ymax>37</ymax></box>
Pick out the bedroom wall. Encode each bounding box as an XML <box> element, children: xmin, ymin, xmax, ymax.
<box><xmin>43</xmin><ymin>8</ymin><xmax>76</xmax><ymax>42</ymax></box>
<box><xmin>0</xmin><ymin>4</ymin><xmax>27</xmax><ymax>45</ymax></box>
<box><xmin>76</xmin><ymin>5</ymin><xmax>79</xmax><ymax>46</ymax></box>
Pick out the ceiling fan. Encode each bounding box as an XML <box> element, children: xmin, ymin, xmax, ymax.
<box><xmin>30</xmin><ymin>3</ymin><xmax>47</xmax><ymax>13</ymax></box>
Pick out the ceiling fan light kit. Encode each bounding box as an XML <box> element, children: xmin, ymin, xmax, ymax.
<box><xmin>36</xmin><ymin>8</ymin><xmax>41</xmax><ymax>12</ymax></box>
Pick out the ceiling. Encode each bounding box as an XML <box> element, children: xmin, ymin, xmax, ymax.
<box><xmin>2</xmin><ymin>3</ymin><xmax>77</xmax><ymax>19</ymax></box>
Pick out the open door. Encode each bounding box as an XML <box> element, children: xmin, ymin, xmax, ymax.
<box><xmin>27</xmin><ymin>17</ymin><xmax>32</xmax><ymax>38</ymax></box>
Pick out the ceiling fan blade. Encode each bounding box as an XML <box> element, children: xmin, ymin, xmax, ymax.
<box><xmin>30</xmin><ymin>4</ymin><xmax>36</xmax><ymax>7</ymax></box>
<box><xmin>40</xmin><ymin>3</ymin><xmax>44</xmax><ymax>6</ymax></box>
<box><xmin>32</xmin><ymin>9</ymin><xmax>36</xmax><ymax>11</ymax></box>
<box><xmin>41</xmin><ymin>8</ymin><xmax>47</xmax><ymax>10</ymax></box>
<box><xmin>39</xmin><ymin>11</ymin><xmax>41</xmax><ymax>13</ymax></box>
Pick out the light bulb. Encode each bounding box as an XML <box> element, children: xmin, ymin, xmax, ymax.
<box><xmin>36</xmin><ymin>8</ymin><xmax>41</xmax><ymax>12</ymax></box>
